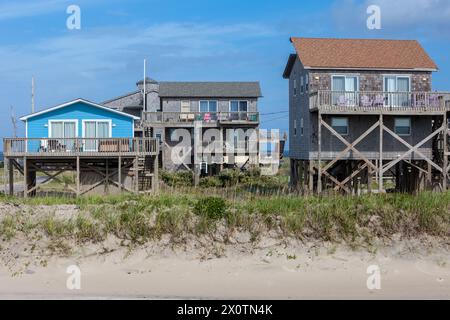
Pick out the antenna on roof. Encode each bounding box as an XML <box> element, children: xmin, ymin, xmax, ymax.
<box><xmin>10</xmin><ymin>106</ymin><xmax>17</xmax><ymax>138</ymax></box>
<box><xmin>31</xmin><ymin>76</ymin><xmax>35</xmax><ymax>113</ymax></box>
<box><xmin>143</xmin><ymin>59</ymin><xmax>147</xmax><ymax>113</ymax></box>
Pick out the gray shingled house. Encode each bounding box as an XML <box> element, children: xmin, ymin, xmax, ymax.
<box><xmin>103</xmin><ymin>79</ymin><xmax>262</xmax><ymax>179</ymax></box>
<box><xmin>284</xmin><ymin>37</ymin><xmax>450</xmax><ymax>194</ymax></box>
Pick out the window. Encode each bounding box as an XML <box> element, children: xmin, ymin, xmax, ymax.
<box><xmin>49</xmin><ymin>120</ymin><xmax>77</xmax><ymax>151</ymax></box>
<box><xmin>384</xmin><ymin>76</ymin><xmax>411</xmax><ymax>106</ymax></box>
<box><xmin>300</xmin><ymin>76</ymin><xmax>304</xmax><ymax>94</ymax></box>
<box><xmin>155</xmin><ymin>133</ymin><xmax>162</xmax><ymax>142</ymax></box>
<box><xmin>293</xmin><ymin>79</ymin><xmax>297</xmax><ymax>96</ymax></box>
<box><xmin>294</xmin><ymin>119</ymin><xmax>297</xmax><ymax>136</ymax></box>
<box><xmin>305</xmin><ymin>74</ymin><xmax>309</xmax><ymax>93</ymax></box>
<box><xmin>394</xmin><ymin>117</ymin><xmax>411</xmax><ymax>136</ymax></box>
<box><xmin>332</xmin><ymin>75</ymin><xmax>359</xmax><ymax>106</ymax></box>
<box><xmin>331</xmin><ymin>117</ymin><xmax>348</xmax><ymax>135</ymax></box>
<box><xmin>300</xmin><ymin>118</ymin><xmax>304</xmax><ymax>136</ymax></box>
<box><xmin>230</xmin><ymin>101</ymin><xmax>248</xmax><ymax>121</ymax></box>
<box><xmin>199</xmin><ymin>100</ymin><xmax>217</xmax><ymax>113</ymax></box>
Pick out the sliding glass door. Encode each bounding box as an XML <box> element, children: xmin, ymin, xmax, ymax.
<box><xmin>49</xmin><ymin>120</ymin><xmax>77</xmax><ymax>151</ymax></box>
<box><xmin>384</xmin><ymin>76</ymin><xmax>410</xmax><ymax>107</ymax></box>
<box><xmin>83</xmin><ymin>120</ymin><xmax>111</xmax><ymax>151</ymax></box>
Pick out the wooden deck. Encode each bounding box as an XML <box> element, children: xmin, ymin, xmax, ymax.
<box><xmin>3</xmin><ymin>138</ymin><xmax>159</xmax><ymax>158</ymax></box>
<box><xmin>142</xmin><ymin>111</ymin><xmax>259</xmax><ymax>126</ymax></box>
<box><xmin>310</xmin><ymin>91</ymin><xmax>450</xmax><ymax>114</ymax></box>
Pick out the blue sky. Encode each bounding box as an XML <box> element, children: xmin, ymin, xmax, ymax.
<box><xmin>1</xmin><ymin>0</ymin><xmax>450</xmax><ymax>150</ymax></box>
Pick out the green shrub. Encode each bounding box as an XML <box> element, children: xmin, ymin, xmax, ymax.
<box><xmin>194</xmin><ymin>197</ymin><xmax>228</xmax><ymax>220</ymax></box>
<box><xmin>218</xmin><ymin>169</ymin><xmax>242</xmax><ymax>186</ymax></box>
<box><xmin>161</xmin><ymin>170</ymin><xmax>193</xmax><ymax>187</ymax></box>
<box><xmin>199</xmin><ymin>176</ymin><xmax>223</xmax><ymax>188</ymax></box>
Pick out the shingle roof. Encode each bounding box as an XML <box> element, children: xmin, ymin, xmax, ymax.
<box><xmin>158</xmin><ymin>82</ymin><xmax>262</xmax><ymax>98</ymax></box>
<box><xmin>285</xmin><ymin>37</ymin><xmax>438</xmax><ymax>76</ymax></box>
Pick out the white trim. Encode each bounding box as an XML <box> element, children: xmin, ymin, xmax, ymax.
<box><xmin>20</xmin><ymin>98</ymin><xmax>140</xmax><ymax>121</ymax></box>
<box><xmin>81</xmin><ymin>119</ymin><xmax>113</xmax><ymax>138</ymax></box>
<box><xmin>48</xmin><ymin>119</ymin><xmax>79</xmax><ymax>138</ymax></box>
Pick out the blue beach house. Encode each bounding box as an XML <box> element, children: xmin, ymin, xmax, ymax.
<box><xmin>19</xmin><ymin>98</ymin><xmax>139</xmax><ymax>153</ymax></box>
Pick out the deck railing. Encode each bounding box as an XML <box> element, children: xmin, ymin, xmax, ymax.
<box><xmin>3</xmin><ymin>137</ymin><xmax>158</xmax><ymax>157</ymax></box>
<box><xmin>310</xmin><ymin>91</ymin><xmax>450</xmax><ymax>112</ymax></box>
<box><xmin>142</xmin><ymin>111</ymin><xmax>259</xmax><ymax>124</ymax></box>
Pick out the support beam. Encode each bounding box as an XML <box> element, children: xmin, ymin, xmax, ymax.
<box><xmin>444</xmin><ymin>113</ymin><xmax>448</xmax><ymax>190</ymax></box>
<box><xmin>9</xmin><ymin>159</ymin><xmax>14</xmax><ymax>195</ymax></box>
<box><xmin>317</xmin><ymin>113</ymin><xmax>322</xmax><ymax>194</ymax></box>
<box><xmin>134</xmin><ymin>156</ymin><xmax>139</xmax><ymax>193</ymax></box>
<box><xmin>368</xmin><ymin>165</ymin><xmax>372</xmax><ymax>193</ymax></box>
<box><xmin>118</xmin><ymin>156</ymin><xmax>122</xmax><ymax>192</ymax></box>
<box><xmin>76</xmin><ymin>156</ymin><xmax>80</xmax><ymax>196</ymax></box>
<box><xmin>23</xmin><ymin>157</ymin><xmax>28</xmax><ymax>198</ymax></box>
<box><xmin>379</xmin><ymin>114</ymin><xmax>383</xmax><ymax>193</ymax></box>
<box><xmin>153</xmin><ymin>154</ymin><xmax>159</xmax><ymax>193</ymax></box>
<box><xmin>308</xmin><ymin>161</ymin><xmax>314</xmax><ymax>193</ymax></box>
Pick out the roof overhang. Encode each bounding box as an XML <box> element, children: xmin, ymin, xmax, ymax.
<box><xmin>283</xmin><ymin>54</ymin><xmax>297</xmax><ymax>79</ymax></box>
<box><xmin>20</xmin><ymin>98</ymin><xmax>140</xmax><ymax>121</ymax></box>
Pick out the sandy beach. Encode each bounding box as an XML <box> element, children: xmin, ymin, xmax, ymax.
<box><xmin>1</xmin><ymin>237</ymin><xmax>448</xmax><ymax>300</ymax></box>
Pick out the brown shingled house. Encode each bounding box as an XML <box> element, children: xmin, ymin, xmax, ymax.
<box><xmin>283</xmin><ymin>37</ymin><xmax>450</xmax><ymax>194</ymax></box>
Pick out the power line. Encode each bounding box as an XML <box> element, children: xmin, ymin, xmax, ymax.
<box><xmin>260</xmin><ymin>110</ymin><xmax>289</xmax><ymax>116</ymax></box>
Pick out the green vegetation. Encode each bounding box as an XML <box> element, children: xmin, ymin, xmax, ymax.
<box><xmin>0</xmin><ymin>191</ymin><xmax>449</xmax><ymax>248</ymax></box>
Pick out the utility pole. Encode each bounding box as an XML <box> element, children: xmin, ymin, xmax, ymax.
<box><xmin>10</xmin><ymin>106</ymin><xmax>17</xmax><ymax>138</ymax></box>
<box><xmin>31</xmin><ymin>76</ymin><xmax>35</xmax><ymax>113</ymax></box>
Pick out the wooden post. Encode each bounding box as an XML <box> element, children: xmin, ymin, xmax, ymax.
<box><xmin>379</xmin><ymin>114</ymin><xmax>383</xmax><ymax>193</ymax></box>
<box><xmin>23</xmin><ymin>157</ymin><xmax>28</xmax><ymax>198</ymax></box>
<box><xmin>427</xmin><ymin>162</ymin><xmax>432</xmax><ymax>189</ymax></box>
<box><xmin>317</xmin><ymin>113</ymin><xmax>322</xmax><ymax>194</ymax></box>
<box><xmin>367</xmin><ymin>164</ymin><xmax>372</xmax><ymax>194</ymax></box>
<box><xmin>8</xmin><ymin>159</ymin><xmax>14</xmax><ymax>196</ymax></box>
<box><xmin>153</xmin><ymin>154</ymin><xmax>159</xmax><ymax>193</ymax></box>
<box><xmin>105</xmin><ymin>158</ymin><xmax>109</xmax><ymax>194</ymax></box>
<box><xmin>309</xmin><ymin>161</ymin><xmax>314</xmax><ymax>193</ymax></box>
<box><xmin>443</xmin><ymin>112</ymin><xmax>448</xmax><ymax>191</ymax></box>
<box><xmin>118</xmin><ymin>156</ymin><xmax>122</xmax><ymax>191</ymax></box>
<box><xmin>3</xmin><ymin>158</ymin><xmax>7</xmax><ymax>195</ymax></box>
<box><xmin>76</xmin><ymin>156</ymin><xmax>80</xmax><ymax>196</ymax></box>
<box><xmin>134</xmin><ymin>156</ymin><xmax>139</xmax><ymax>193</ymax></box>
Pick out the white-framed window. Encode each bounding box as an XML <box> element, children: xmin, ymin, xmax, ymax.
<box><xmin>394</xmin><ymin>117</ymin><xmax>411</xmax><ymax>136</ymax></box>
<box><xmin>300</xmin><ymin>118</ymin><xmax>304</xmax><ymax>136</ymax></box>
<box><xmin>294</xmin><ymin>119</ymin><xmax>297</xmax><ymax>136</ymax></box>
<box><xmin>331</xmin><ymin>117</ymin><xmax>349</xmax><ymax>136</ymax></box>
<box><xmin>199</xmin><ymin>100</ymin><xmax>217</xmax><ymax>113</ymax></box>
<box><xmin>293</xmin><ymin>79</ymin><xmax>297</xmax><ymax>96</ymax></box>
<box><xmin>230</xmin><ymin>100</ymin><xmax>248</xmax><ymax>112</ymax></box>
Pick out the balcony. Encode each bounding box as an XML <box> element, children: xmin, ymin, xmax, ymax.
<box><xmin>142</xmin><ymin>111</ymin><xmax>259</xmax><ymax>126</ymax></box>
<box><xmin>310</xmin><ymin>91</ymin><xmax>450</xmax><ymax>115</ymax></box>
<box><xmin>3</xmin><ymin>138</ymin><xmax>159</xmax><ymax>158</ymax></box>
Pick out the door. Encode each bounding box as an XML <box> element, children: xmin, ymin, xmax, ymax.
<box><xmin>332</xmin><ymin>76</ymin><xmax>358</xmax><ymax>106</ymax></box>
<box><xmin>83</xmin><ymin>120</ymin><xmax>111</xmax><ymax>151</ymax></box>
<box><xmin>384</xmin><ymin>76</ymin><xmax>410</xmax><ymax>107</ymax></box>
<box><xmin>49</xmin><ymin>121</ymin><xmax>77</xmax><ymax>151</ymax></box>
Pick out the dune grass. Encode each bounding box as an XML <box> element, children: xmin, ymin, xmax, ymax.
<box><xmin>0</xmin><ymin>191</ymin><xmax>449</xmax><ymax>246</ymax></box>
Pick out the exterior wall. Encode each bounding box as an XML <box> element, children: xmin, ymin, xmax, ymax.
<box><xmin>308</xmin><ymin>70</ymin><xmax>432</xmax><ymax>92</ymax></box>
<box><xmin>26</xmin><ymin>101</ymin><xmax>135</xmax><ymax>139</ymax></box>
<box><xmin>289</xmin><ymin>57</ymin><xmax>311</xmax><ymax>159</ymax></box>
<box><xmin>309</xmin><ymin>114</ymin><xmax>433</xmax><ymax>160</ymax></box>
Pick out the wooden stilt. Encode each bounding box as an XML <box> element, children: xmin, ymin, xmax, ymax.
<box><xmin>443</xmin><ymin>112</ymin><xmax>448</xmax><ymax>191</ymax></box>
<box><xmin>367</xmin><ymin>164</ymin><xmax>372</xmax><ymax>194</ymax></box>
<box><xmin>379</xmin><ymin>114</ymin><xmax>383</xmax><ymax>193</ymax></box>
<box><xmin>308</xmin><ymin>160</ymin><xmax>314</xmax><ymax>193</ymax></box>
<box><xmin>23</xmin><ymin>157</ymin><xmax>28</xmax><ymax>198</ymax></box>
<box><xmin>134</xmin><ymin>156</ymin><xmax>139</xmax><ymax>193</ymax></box>
<box><xmin>153</xmin><ymin>154</ymin><xmax>159</xmax><ymax>193</ymax></box>
<box><xmin>105</xmin><ymin>158</ymin><xmax>109</xmax><ymax>194</ymax></box>
<box><xmin>76</xmin><ymin>156</ymin><xmax>80</xmax><ymax>196</ymax></box>
<box><xmin>317</xmin><ymin>113</ymin><xmax>322</xmax><ymax>194</ymax></box>
<box><xmin>118</xmin><ymin>156</ymin><xmax>122</xmax><ymax>191</ymax></box>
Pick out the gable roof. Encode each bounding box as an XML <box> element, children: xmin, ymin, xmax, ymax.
<box><xmin>158</xmin><ymin>82</ymin><xmax>262</xmax><ymax>98</ymax></box>
<box><xmin>20</xmin><ymin>98</ymin><xmax>140</xmax><ymax>121</ymax></box>
<box><xmin>284</xmin><ymin>37</ymin><xmax>438</xmax><ymax>77</ymax></box>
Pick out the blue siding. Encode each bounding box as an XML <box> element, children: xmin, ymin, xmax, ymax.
<box><xmin>26</xmin><ymin>101</ymin><xmax>134</xmax><ymax>139</ymax></box>
<box><xmin>25</xmin><ymin>101</ymin><xmax>135</xmax><ymax>152</ymax></box>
